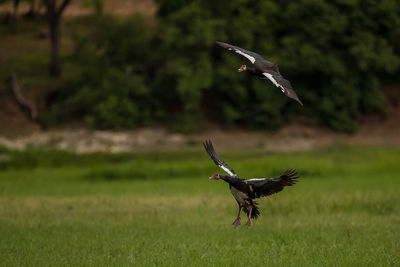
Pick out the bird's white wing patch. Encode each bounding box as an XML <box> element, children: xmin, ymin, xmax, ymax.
<box><xmin>262</xmin><ymin>73</ymin><xmax>286</xmax><ymax>93</ymax></box>
<box><xmin>246</xmin><ymin>178</ymin><xmax>266</xmax><ymax>182</ymax></box>
<box><xmin>244</xmin><ymin>178</ymin><xmax>267</xmax><ymax>184</ymax></box>
<box><xmin>262</xmin><ymin>73</ymin><xmax>279</xmax><ymax>86</ymax></box>
<box><xmin>235</xmin><ymin>49</ymin><xmax>256</xmax><ymax>64</ymax></box>
<box><xmin>219</xmin><ymin>164</ymin><xmax>235</xmax><ymax>176</ymax></box>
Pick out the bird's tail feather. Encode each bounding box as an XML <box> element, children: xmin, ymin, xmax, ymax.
<box><xmin>243</xmin><ymin>202</ymin><xmax>260</xmax><ymax>219</ymax></box>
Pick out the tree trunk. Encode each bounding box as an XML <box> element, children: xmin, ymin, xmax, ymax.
<box><xmin>94</xmin><ymin>0</ymin><xmax>104</xmax><ymax>15</ymax></box>
<box><xmin>13</xmin><ymin>0</ymin><xmax>20</xmax><ymax>19</ymax></box>
<box><xmin>43</xmin><ymin>0</ymin><xmax>71</xmax><ymax>77</ymax></box>
<box><xmin>26</xmin><ymin>0</ymin><xmax>36</xmax><ymax>17</ymax></box>
<box><xmin>49</xmin><ymin>16</ymin><xmax>61</xmax><ymax>77</ymax></box>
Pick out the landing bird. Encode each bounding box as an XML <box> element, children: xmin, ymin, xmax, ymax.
<box><xmin>215</xmin><ymin>41</ymin><xmax>303</xmax><ymax>106</ymax></box>
<box><xmin>203</xmin><ymin>140</ymin><xmax>299</xmax><ymax>227</ymax></box>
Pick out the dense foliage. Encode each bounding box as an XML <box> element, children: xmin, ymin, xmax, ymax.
<box><xmin>46</xmin><ymin>0</ymin><xmax>400</xmax><ymax>132</ymax></box>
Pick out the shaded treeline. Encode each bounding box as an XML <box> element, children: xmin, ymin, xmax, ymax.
<box><xmin>4</xmin><ymin>0</ymin><xmax>400</xmax><ymax>132</ymax></box>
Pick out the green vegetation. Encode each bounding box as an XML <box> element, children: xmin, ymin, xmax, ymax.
<box><xmin>0</xmin><ymin>145</ymin><xmax>399</xmax><ymax>265</ymax></box>
<box><xmin>47</xmin><ymin>0</ymin><xmax>400</xmax><ymax>131</ymax></box>
<box><xmin>2</xmin><ymin>1</ymin><xmax>400</xmax><ymax>132</ymax></box>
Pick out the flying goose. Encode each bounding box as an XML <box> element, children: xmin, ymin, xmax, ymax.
<box><xmin>216</xmin><ymin>41</ymin><xmax>303</xmax><ymax>106</ymax></box>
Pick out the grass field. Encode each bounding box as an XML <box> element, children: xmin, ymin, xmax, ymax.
<box><xmin>0</xmin><ymin>145</ymin><xmax>399</xmax><ymax>266</ymax></box>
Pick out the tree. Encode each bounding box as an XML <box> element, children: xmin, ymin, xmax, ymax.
<box><xmin>155</xmin><ymin>0</ymin><xmax>400</xmax><ymax>132</ymax></box>
<box><xmin>45</xmin><ymin>0</ymin><xmax>400</xmax><ymax>132</ymax></box>
<box><xmin>13</xmin><ymin>0</ymin><xmax>20</xmax><ymax>19</ymax></box>
<box><xmin>1</xmin><ymin>0</ymin><xmax>39</xmax><ymax>21</ymax></box>
<box><xmin>26</xmin><ymin>0</ymin><xmax>38</xmax><ymax>17</ymax></box>
<box><xmin>43</xmin><ymin>0</ymin><xmax>71</xmax><ymax>77</ymax></box>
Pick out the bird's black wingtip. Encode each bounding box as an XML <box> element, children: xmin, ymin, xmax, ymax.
<box><xmin>203</xmin><ymin>139</ymin><xmax>214</xmax><ymax>154</ymax></box>
<box><xmin>215</xmin><ymin>41</ymin><xmax>228</xmax><ymax>48</ymax></box>
<box><xmin>291</xmin><ymin>97</ymin><xmax>303</xmax><ymax>107</ymax></box>
<box><xmin>203</xmin><ymin>139</ymin><xmax>212</xmax><ymax>146</ymax></box>
<box><xmin>284</xmin><ymin>169</ymin><xmax>299</xmax><ymax>179</ymax></box>
<box><xmin>203</xmin><ymin>139</ymin><xmax>210</xmax><ymax>149</ymax></box>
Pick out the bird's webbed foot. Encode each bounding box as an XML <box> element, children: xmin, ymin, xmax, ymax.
<box><xmin>246</xmin><ymin>219</ymin><xmax>252</xmax><ymax>227</ymax></box>
<box><xmin>232</xmin><ymin>217</ymin><xmax>241</xmax><ymax>227</ymax></box>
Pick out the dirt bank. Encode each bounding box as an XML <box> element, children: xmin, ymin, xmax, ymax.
<box><xmin>0</xmin><ymin>118</ymin><xmax>399</xmax><ymax>153</ymax></box>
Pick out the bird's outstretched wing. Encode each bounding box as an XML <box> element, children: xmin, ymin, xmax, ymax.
<box><xmin>203</xmin><ymin>140</ymin><xmax>237</xmax><ymax>177</ymax></box>
<box><xmin>216</xmin><ymin>41</ymin><xmax>302</xmax><ymax>106</ymax></box>
<box><xmin>244</xmin><ymin>169</ymin><xmax>299</xmax><ymax>198</ymax></box>
<box><xmin>216</xmin><ymin>41</ymin><xmax>263</xmax><ymax>65</ymax></box>
<box><xmin>262</xmin><ymin>72</ymin><xmax>303</xmax><ymax>106</ymax></box>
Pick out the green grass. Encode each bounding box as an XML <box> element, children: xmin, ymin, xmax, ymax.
<box><xmin>0</xmin><ymin>145</ymin><xmax>399</xmax><ymax>266</ymax></box>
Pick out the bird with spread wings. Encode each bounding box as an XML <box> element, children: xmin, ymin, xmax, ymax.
<box><xmin>204</xmin><ymin>140</ymin><xmax>299</xmax><ymax>227</ymax></box>
<box><xmin>216</xmin><ymin>41</ymin><xmax>303</xmax><ymax>106</ymax></box>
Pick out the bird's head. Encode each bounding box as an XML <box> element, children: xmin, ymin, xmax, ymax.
<box><xmin>209</xmin><ymin>173</ymin><xmax>220</xmax><ymax>180</ymax></box>
<box><xmin>238</xmin><ymin>65</ymin><xmax>247</xmax><ymax>72</ymax></box>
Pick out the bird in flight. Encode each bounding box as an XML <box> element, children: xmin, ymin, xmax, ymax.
<box><xmin>203</xmin><ymin>140</ymin><xmax>299</xmax><ymax>227</ymax></box>
<box><xmin>216</xmin><ymin>41</ymin><xmax>303</xmax><ymax>106</ymax></box>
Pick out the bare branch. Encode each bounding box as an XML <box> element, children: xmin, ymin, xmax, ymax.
<box><xmin>57</xmin><ymin>0</ymin><xmax>71</xmax><ymax>16</ymax></box>
<box><xmin>10</xmin><ymin>72</ymin><xmax>38</xmax><ymax>120</ymax></box>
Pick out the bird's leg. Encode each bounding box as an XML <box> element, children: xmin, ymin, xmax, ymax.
<box><xmin>246</xmin><ymin>206</ymin><xmax>253</xmax><ymax>227</ymax></box>
<box><xmin>232</xmin><ymin>205</ymin><xmax>241</xmax><ymax>227</ymax></box>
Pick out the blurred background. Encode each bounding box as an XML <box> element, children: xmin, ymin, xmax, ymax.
<box><xmin>0</xmin><ymin>0</ymin><xmax>399</xmax><ymax>151</ymax></box>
